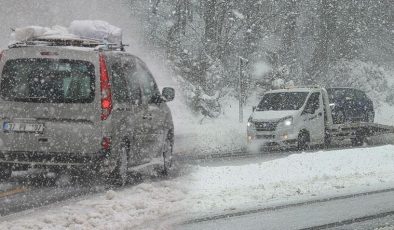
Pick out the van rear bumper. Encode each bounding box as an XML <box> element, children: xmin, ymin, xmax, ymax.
<box><xmin>0</xmin><ymin>151</ymin><xmax>107</xmax><ymax>169</ymax></box>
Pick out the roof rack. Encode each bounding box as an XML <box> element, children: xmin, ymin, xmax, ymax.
<box><xmin>8</xmin><ymin>36</ymin><xmax>126</xmax><ymax>51</ymax></box>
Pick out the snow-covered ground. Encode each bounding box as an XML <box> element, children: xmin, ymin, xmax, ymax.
<box><xmin>172</xmin><ymin>97</ymin><xmax>248</xmax><ymax>157</ymax></box>
<box><xmin>2</xmin><ymin>145</ymin><xmax>394</xmax><ymax>229</ymax></box>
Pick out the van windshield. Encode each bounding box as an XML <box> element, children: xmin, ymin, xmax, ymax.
<box><xmin>257</xmin><ymin>92</ymin><xmax>309</xmax><ymax>111</ymax></box>
<box><xmin>0</xmin><ymin>58</ymin><xmax>95</xmax><ymax>103</ymax></box>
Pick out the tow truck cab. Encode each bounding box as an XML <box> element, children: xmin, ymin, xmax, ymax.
<box><xmin>247</xmin><ymin>87</ymin><xmax>333</xmax><ymax>149</ymax></box>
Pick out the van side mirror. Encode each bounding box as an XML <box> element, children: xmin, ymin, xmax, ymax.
<box><xmin>303</xmin><ymin>106</ymin><xmax>315</xmax><ymax>115</ymax></box>
<box><xmin>252</xmin><ymin>106</ymin><xmax>256</xmax><ymax>112</ymax></box>
<box><xmin>162</xmin><ymin>87</ymin><xmax>175</xmax><ymax>102</ymax></box>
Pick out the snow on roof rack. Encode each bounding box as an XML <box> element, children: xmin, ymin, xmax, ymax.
<box><xmin>8</xmin><ymin>21</ymin><xmax>125</xmax><ymax>51</ymax></box>
<box><xmin>8</xmin><ymin>36</ymin><xmax>126</xmax><ymax>51</ymax></box>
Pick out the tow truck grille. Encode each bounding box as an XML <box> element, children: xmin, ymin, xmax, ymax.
<box><xmin>254</xmin><ymin>121</ymin><xmax>278</xmax><ymax>131</ymax></box>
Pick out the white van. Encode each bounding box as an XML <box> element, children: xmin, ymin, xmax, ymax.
<box><xmin>247</xmin><ymin>87</ymin><xmax>332</xmax><ymax>150</ymax></box>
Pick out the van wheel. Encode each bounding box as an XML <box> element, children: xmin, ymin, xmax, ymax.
<box><xmin>297</xmin><ymin>131</ymin><xmax>310</xmax><ymax>151</ymax></box>
<box><xmin>111</xmin><ymin>142</ymin><xmax>129</xmax><ymax>186</ymax></box>
<box><xmin>0</xmin><ymin>164</ymin><xmax>12</xmax><ymax>181</ymax></box>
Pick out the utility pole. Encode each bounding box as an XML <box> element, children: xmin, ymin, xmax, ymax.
<box><xmin>239</xmin><ymin>56</ymin><xmax>249</xmax><ymax>123</ymax></box>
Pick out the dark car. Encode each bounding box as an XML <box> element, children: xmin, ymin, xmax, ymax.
<box><xmin>327</xmin><ymin>87</ymin><xmax>374</xmax><ymax>124</ymax></box>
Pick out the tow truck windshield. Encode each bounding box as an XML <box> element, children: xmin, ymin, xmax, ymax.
<box><xmin>257</xmin><ymin>92</ymin><xmax>309</xmax><ymax>111</ymax></box>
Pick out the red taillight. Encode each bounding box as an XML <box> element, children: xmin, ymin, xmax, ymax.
<box><xmin>99</xmin><ymin>53</ymin><xmax>112</xmax><ymax>120</ymax></box>
<box><xmin>102</xmin><ymin>137</ymin><xmax>111</xmax><ymax>151</ymax></box>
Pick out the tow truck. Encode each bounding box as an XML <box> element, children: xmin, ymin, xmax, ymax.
<box><xmin>247</xmin><ymin>87</ymin><xmax>394</xmax><ymax>150</ymax></box>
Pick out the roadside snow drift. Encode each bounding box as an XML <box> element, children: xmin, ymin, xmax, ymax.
<box><xmin>2</xmin><ymin>145</ymin><xmax>394</xmax><ymax>229</ymax></box>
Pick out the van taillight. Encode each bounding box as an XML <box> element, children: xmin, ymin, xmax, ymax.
<box><xmin>99</xmin><ymin>53</ymin><xmax>112</xmax><ymax>120</ymax></box>
<box><xmin>102</xmin><ymin>137</ymin><xmax>111</xmax><ymax>151</ymax></box>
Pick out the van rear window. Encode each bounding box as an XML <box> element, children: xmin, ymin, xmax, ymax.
<box><xmin>0</xmin><ymin>58</ymin><xmax>95</xmax><ymax>103</ymax></box>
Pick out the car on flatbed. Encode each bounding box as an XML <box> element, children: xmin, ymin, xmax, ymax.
<box><xmin>0</xmin><ymin>36</ymin><xmax>175</xmax><ymax>184</ymax></box>
<box><xmin>327</xmin><ymin>87</ymin><xmax>374</xmax><ymax>124</ymax></box>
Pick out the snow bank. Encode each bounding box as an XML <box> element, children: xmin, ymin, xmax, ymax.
<box><xmin>2</xmin><ymin>145</ymin><xmax>394</xmax><ymax>229</ymax></box>
<box><xmin>186</xmin><ymin>145</ymin><xmax>394</xmax><ymax>217</ymax></box>
<box><xmin>0</xmin><ymin>180</ymin><xmax>189</xmax><ymax>230</ymax></box>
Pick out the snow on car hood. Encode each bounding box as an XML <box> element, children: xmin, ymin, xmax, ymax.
<box><xmin>252</xmin><ymin>110</ymin><xmax>299</xmax><ymax>121</ymax></box>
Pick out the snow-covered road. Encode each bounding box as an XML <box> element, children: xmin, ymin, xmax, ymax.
<box><xmin>1</xmin><ymin>145</ymin><xmax>394</xmax><ymax>229</ymax></box>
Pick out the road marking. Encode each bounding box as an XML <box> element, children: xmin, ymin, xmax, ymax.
<box><xmin>0</xmin><ymin>186</ymin><xmax>28</xmax><ymax>198</ymax></box>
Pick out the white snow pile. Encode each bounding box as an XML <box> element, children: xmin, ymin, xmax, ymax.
<box><xmin>69</xmin><ymin>20</ymin><xmax>122</xmax><ymax>45</ymax></box>
<box><xmin>186</xmin><ymin>145</ymin><xmax>394</xmax><ymax>217</ymax></box>
<box><xmin>11</xmin><ymin>25</ymin><xmax>75</xmax><ymax>42</ymax></box>
<box><xmin>0</xmin><ymin>180</ymin><xmax>189</xmax><ymax>230</ymax></box>
<box><xmin>2</xmin><ymin>145</ymin><xmax>394</xmax><ymax>229</ymax></box>
<box><xmin>10</xmin><ymin>20</ymin><xmax>122</xmax><ymax>45</ymax></box>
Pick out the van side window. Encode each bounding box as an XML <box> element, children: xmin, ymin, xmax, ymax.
<box><xmin>122</xmin><ymin>58</ymin><xmax>142</xmax><ymax>105</ymax></box>
<box><xmin>110</xmin><ymin>61</ymin><xmax>130</xmax><ymax>103</ymax></box>
<box><xmin>304</xmin><ymin>92</ymin><xmax>320</xmax><ymax>114</ymax></box>
<box><xmin>135</xmin><ymin>61</ymin><xmax>161</xmax><ymax>104</ymax></box>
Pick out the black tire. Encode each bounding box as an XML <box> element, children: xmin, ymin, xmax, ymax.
<box><xmin>324</xmin><ymin>131</ymin><xmax>332</xmax><ymax>148</ymax></box>
<box><xmin>110</xmin><ymin>142</ymin><xmax>129</xmax><ymax>186</ymax></box>
<box><xmin>0</xmin><ymin>164</ymin><xmax>12</xmax><ymax>181</ymax></box>
<box><xmin>297</xmin><ymin>131</ymin><xmax>310</xmax><ymax>151</ymax></box>
<box><xmin>351</xmin><ymin>136</ymin><xmax>364</xmax><ymax>147</ymax></box>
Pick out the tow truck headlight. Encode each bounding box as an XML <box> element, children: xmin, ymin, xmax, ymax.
<box><xmin>281</xmin><ymin>117</ymin><xmax>293</xmax><ymax>126</ymax></box>
<box><xmin>247</xmin><ymin>118</ymin><xmax>255</xmax><ymax>128</ymax></box>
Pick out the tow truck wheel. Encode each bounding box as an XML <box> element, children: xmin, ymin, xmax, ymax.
<box><xmin>297</xmin><ymin>131</ymin><xmax>310</xmax><ymax>150</ymax></box>
<box><xmin>351</xmin><ymin>138</ymin><xmax>362</xmax><ymax>147</ymax></box>
<box><xmin>351</xmin><ymin>136</ymin><xmax>364</xmax><ymax>147</ymax></box>
<box><xmin>324</xmin><ymin>133</ymin><xmax>332</xmax><ymax>148</ymax></box>
<box><xmin>0</xmin><ymin>164</ymin><xmax>12</xmax><ymax>181</ymax></box>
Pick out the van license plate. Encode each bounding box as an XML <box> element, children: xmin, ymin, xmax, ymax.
<box><xmin>3</xmin><ymin>122</ymin><xmax>44</xmax><ymax>133</ymax></box>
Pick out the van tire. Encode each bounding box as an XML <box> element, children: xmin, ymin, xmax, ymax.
<box><xmin>297</xmin><ymin>131</ymin><xmax>310</xmax><ymax>151</ymax></box>
<box><xmin>0</xmin><ymin>164</ymin><xmax>12</xmax><ymax>181</ymax></box>
<box><xmin>110</xmin><ymin>141</ymin><xmax>129</xmax><ymax>186</ymax></box>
